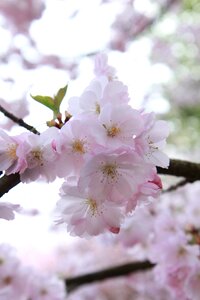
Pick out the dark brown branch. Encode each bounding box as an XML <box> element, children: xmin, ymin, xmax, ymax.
<box><xmin>0</xmin><ymin>173</ymin><xmax>21</xmax><ymax>198</ymax></box>
<box><xmin>0</xmin><ymin>104</ymin><xmax>40</xmax><ymax>135</ymax></box>
<box><xmin>65</xmin><ymin>260</ymin><xmax>154</xmax><ymax>293</ymax></box>
<box><xmin>157</xmin><ymin>159</ymin><xmax>200</xmax><ymax>182</ymax></box>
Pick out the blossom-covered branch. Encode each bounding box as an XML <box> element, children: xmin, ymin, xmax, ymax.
<box><xmin>66</xmin><ymin>260</ymin><xmax>154</xmax><ymax>293</ymax></box>
<box><xmin>0</xmin><ymin>104</ymin><xmax>39</xmax><ymax>134</ymax></box>
<box><xmin>0</xmin><ymin>54</ymin><xmax>198</xmax><ymax>239</ymax></box>
<box><xmin>0</xmin><ymin>159</ymin><xmax>200</xmax><ymax>199</ymax></box>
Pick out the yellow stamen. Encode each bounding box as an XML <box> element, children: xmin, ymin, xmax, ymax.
<box><xmin>30</xmin><ymin>148</ymin><xmax>44</xmax><ymax>166</ymax></box>
<box><xmin>107</xmin><ymin>126</ymin><xmax>121</xmax><ymax>137</ymax></box>
<box><xmin>72</xmin><ymin>140</ymin><xmax>85</xmax><ymax>154</ymax></box>
<box><xmin>101</xmin><ymin>163</ymin><xmax>118</xmax><ymax>180</ymax></box>
<box><xmin>86</xmin><ymin>198</ymin><xmax>98</xmax><ymax>216</ymax></box>
<box><xmin>95</xmin><ymin>103</ymin><xmax>100</xmax><ymax>114</ymax></box>
<box><xmin>31</xmin><ymin>149</ymin><xmax>43</xmax><ymax>161</ymax></box>
<box><xmin>7</xmin><ymin>144</ymin><xmax>17</xmax><ymax>160</ymax></box>
<box><xmin>147</xmin><ymin>136</ymin><xmax>158</xmax><ymax>150</ymax></box>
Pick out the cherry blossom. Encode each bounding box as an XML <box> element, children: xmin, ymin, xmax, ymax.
<box><xmin>93</xmin><ymin>53</ymin><xmax>116</xmax><ymax>80</ymax></box>
<box><xmin>19</xmin><ymin>127</ymin><xmax>59</xmax><ymax>183</ymax></box>
<box><xmin>78</xmin><ymin>149</ymin><xmax>154</xmax><ymax>204</ymax></box>
<box><xmin>135</xmin><ymin>112</ymin><xmax>170</xmax><ymax>167</ymax></box>
<box><xmin>0</xmin><ymin>130</ymin><xmax>26</xmax><ymax>175</ymax></box>
<box><xmin>126</xmin><ymin>172</ymin><xmax>162</xmax><ymax>213</ymax></box>
<box><xmin>186</xmin><ymin>262</ymin><xmax>200</xmax><ymax>300</ymax></box>
<box><xmin>0</xmin><ymin>0</ymin><xmax>199</xmax><ymax>298</ymax></box>
<box><xmin>25</xmin><ymin>271</ymin><xmax>66</xmax><ymax>300</ymax></box>
<box><xmin>93</xmin><ymin>103</ymin><xmax>144</xmax><ymax>149</ymax></box>
<box><xmin>0</xmin><ymin>53</ymin><xmax>169</xmax><ymax>238</ymax></box>
<box><xmin>68</xmin><ymin>77</ymin><xmax>129</xmax><ymax>116</ymax></box>
<box><xmin>0</xmin><ymin>244</ymin><xmax>67</xmax><ymax>299</ymax></box>
<box><xmin>56</xmin><ymin>179</ymin><xmax>123</xmax><ymax>237</ymax></box>
<box><xmin>0</xmin><ymin>244</ymin><xmax>28</xmax><ymax>299</ymax></box>
<box><xmin>54</xmin><ymin>118</ymin><xmax>96</xmax><ymax>177</ymax></box>
<box><xmin>0</xmin><ymin>202</ymin><xmax>20</xmax><ymax>220</ymax></box>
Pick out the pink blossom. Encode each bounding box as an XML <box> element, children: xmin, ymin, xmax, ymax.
<box><xmin>147</xmin><ymin>211</ymin><xmax>199</xmax><ymax>265</ymax></box>
<box><xmin>0</xmin><ymin>244</ymin><xmax>29</xmax><ymax>299</ymax></box>
<box><xmin>135</xmin><ymin>112</ymin><xmax>170</xmax><ymax>167</ymax></box>
<box><xmin>19</xmin><ymin>127</ymin><xmax>59</xmax><ymax>183</ymax></box>
<box><xmin>54</xmin><ymin>119</ymin><xmax>97</xmax><ymax>177</ymax></box>
<box><xmin>67</xmin><ymin>77</ymin><xmax>106</xmax><ymax>116</ymax></box>
<box><xmin>0</xmin><ymin>244</ymin><xmax>66</xmax><ymax>299</ymax></box>
<box><xmin>0</xmin><ymin>202</ymin><xmax>20</xmax><ymax>220</ymax></box>
<box><xmin>0</xmin><ymin>130</ymin><xmax>26</xmax><ymax>175</ymax></box>
<box><xmin>25</xmin><ymin>271</ymin><xmax>66</xmax><ymax>300</ymax></box>
<box><xmin>155</xmin><ymin>264</ymin><xmax>192</xmax><ymax>299</ymax></box>
<box><xmin>56</xmin><ymin>181</ymin><xmax>123</xmax><ymax>237</ymax></box>
<box><xmin>93</xmin><ymin>103</ymin><xmax>144</xmax><ymax>149</ymax></box>
<box><xmin>115</xmin><ymin>206</ymin><xmax>155</xmax><ymax>247</ymax></box>
<box><xmin>126</xmin><ymin>172</ymin><xmax>162</xmax><ymax>213</ymax></box>
<box><xmin>0</xmin><ymin>0</ymin><xmax>44</xmax><ymax>34</ymax></box>
<box><xmin>93</xmin><ymin>53</ymin><xmax>116</xmax><ymax>80</ymax></box>
<box><xmin>186</xmin><ymin>262</ymin><xmax>200</xmax><ymax>300</ymax></box>
<box><xmin>68</xmin><ymin>77</ymin><xmax>129</xmax><ymax>116</ymax></box>
<box><xmin>78</xmin><ymin>148</ymin><xmax>154</xmax><ymax>203</ymax></box>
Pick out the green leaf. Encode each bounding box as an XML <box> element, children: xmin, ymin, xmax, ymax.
<box><xmin>31</xmin><ymin>84</ymin><xmax>68</xmax><ymax>118</ymax></box>
<box><xmin>31</xmin><ymin>95</ymin><xmax>55</xmax><ymax>111</ymax></box>
<box><xmin>54</xmin><ymin>85</ymin><xmax>68</xmax><ymax>110</ymax></box>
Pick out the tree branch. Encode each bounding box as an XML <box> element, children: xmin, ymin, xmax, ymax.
<box><xmin>65</xmin><ymin>260</ymin><xmax>154</xmax><ymax>293</ymax></box>
<box><xmin>0</xmin><ymin>173</ymin><xmax>21</xmax><ymax>198</ymax></box>
<box><xmin>0</xmin><ymin>104</ymin><xmax>40</xmax><ymax>134</ymax></box>
<box><xmin>163</xmin><ymin>178</ymin><xmax>190</xmax><ymax>193</ymax></box>
<box><xmin>157</xmin><ymin>159</ymin><xmax>200</xmax><ymax>181</ymax></box>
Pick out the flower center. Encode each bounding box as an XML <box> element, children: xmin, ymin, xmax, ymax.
<box><xmin>40</xmin><ymin>288</ymin><xmax>48</xmax><ymax>296</ymax></box>
<box><xmin>104</xmin><ymin>125</ymin><xmax>121</xmax><ymax>138</ymax></box>
<box><xmin>72</xmin><ymin>139</ymin><xmax>85</xmax><ymax>154</ymax></box>
<box><xmin>147</xmin><ymin>136</ymin><xmax>158</xmax><ymax>151</ymax></box>
<box><xmin>7</xmin><ymin>144</ymin><xmax>17</xmax><ymax>160</ymax></box>
<box><xmin>95</xmin><ymin>103</ymin><xmax>100</xmax><ymax>114</ymax></box>
<box><xmin>28</xmin><ymin>148</ymin><xmax>44</xmax><ymax>167</ymax></box>
<box><xmin>86</xmin><ymin>198</ymin><xmax>98</xmax><ymax>216</ymax></box>
<box><xmin>101</xmin><ymin>163</ymin><xmax>118</xmax><ymax>181</ymax></box>
<box><xmin>31</xmin><ymin>149</ymin><xmax>43</xmax><ymax>161</ymax></box>
<box><xmin>3</xmin><ymin>276</ymin><xmax>12</xmax><ymax>285</ymax></box>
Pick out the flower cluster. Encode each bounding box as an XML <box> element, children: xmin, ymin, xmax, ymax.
<box><xmin>0</xmin><ymin>244</ymin><xmax>66</xmax><ymax>300</ymax></box>
<box><xmin>61</xmin><ymin>182</ymin><xmax>200</xmax><ymax>299</ymax></box>
<box><xmin>0</xmin><ymin>54</ymin><xmax>169</xmax><ymax>237</ymax></box>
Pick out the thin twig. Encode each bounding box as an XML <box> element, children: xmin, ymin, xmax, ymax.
<box><xmin>0</xmin><ymin>104</ymin><xmax>40</xmax><ymax>135</ymax></box>
<box><xmin>65</xmin><ymin>260</ymin><xmax>154</xmax><ymax>293</ymax></box>
<box><xmin>163</xmin><ymin>178</ymin><xmax>191</xmax><ymax>193</ymax></box>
